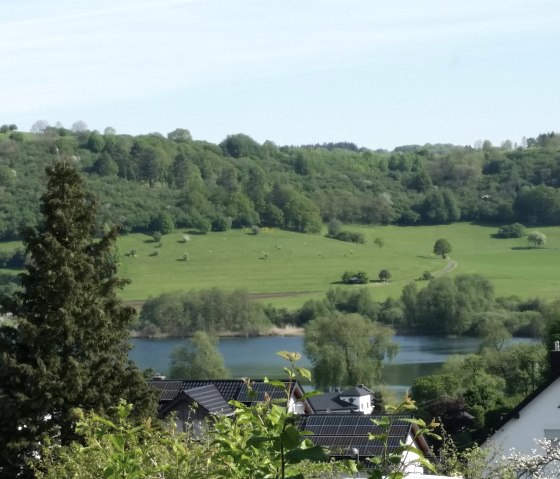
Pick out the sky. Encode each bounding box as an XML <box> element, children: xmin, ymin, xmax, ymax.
<box><xmin>1</xmin><ymin>0</ymin><xmax>560</xmax><ymax>150</ymax></box>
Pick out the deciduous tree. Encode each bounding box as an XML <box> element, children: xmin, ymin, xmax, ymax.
<box><xmin>378</xmin><ymin>269</ymin><xmax>391</xmax><ymax>282</ymax></box>
<box><xmin>527</xmin><ymin>231</ymin><xmax>546</xmax><ymax>248</ymax></box>
<box><xmin>433</xmin><ymin>238</ymin><xmax>452</xmax><ymax>258</ymax></box>
<box><xmin>304</xmin><ymin>312</ymin><xmax>397</xmax><ymax>389</ymax></box>
<box><xmin>169</xmin><ymin>331</ymin><xmax>229</xmax><ymax>379</ymax></box>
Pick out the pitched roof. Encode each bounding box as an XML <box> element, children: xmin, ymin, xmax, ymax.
<box><xmin>148</xmin><ymin>378</ymin><xmax>313</xmax><ymax>414</ymax></box>
<box><xmin>483</xmin><ymin>374</ymin><xmax>560</xmax><ymax>442</ymax></box>
<box><xmin>185</xmin><ymin>384</ymin><xmax>235</xmax><ymax>415</ymax></box>
<box><xmin>339</xmin><ymin>386</ymin><xmax>372</xmax><ymax>397</ymax></box>
<box><xmin>149</xmin><ymin>380</ymin><xmax>184</xmax><ymax>402</ymax></box>
<box><xmin>237</xmin><ymin>381</ymin><xmax>293</xmax><ymax>403</ymax></box>
<box><xmin>298</xmin><ymin>414</ymin><xmax>429</xmax><ymax>458</ymax></box>
<box><xmin>307</xmin><ymin>391</ymin><xmax>360</xmax><ymax>413</ymax></box>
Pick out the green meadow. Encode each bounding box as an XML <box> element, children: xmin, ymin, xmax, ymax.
<box><xmin>116</xmin><ymin>223</ymin><xmax>560</xmax><ymax>307</ymax></box>
<box><xmin>3</xmin><ymin>223</ymin><xmax>560</xmax><ymax>309</ymax></box>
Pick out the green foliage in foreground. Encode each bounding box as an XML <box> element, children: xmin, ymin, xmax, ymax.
<box><xmin>33</xmin><ymin>353</ymin><xmax>344</xmax><ymax>479</ymax></box>
<box><xmin>33</xmin><ymin>353</ymin><xmax>440</xmax><ymax>479</ymax></box>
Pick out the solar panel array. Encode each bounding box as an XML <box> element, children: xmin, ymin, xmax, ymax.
<box><xmin>300</xmin><ymin>414</ymin><xmax>412</xmax><ymax>457</ymax></box>
<box><xmin>181</xmin><ymin>380</ymin><xmax>244</xmax><ymax>403</ymax></box>
<box><xmin>186</xmin><ymin>385</ymin><xmax>233</xmax><ymax>415</ymax></box>
<box><xmin>151</xmin><ymin>379</ymin><xmax>292</xmax><ymax>406</ymax></box>
<box><xmin>237</xmin><ymin>381</ymin><xmax>287</xmax><ymax>403</ymax></box>
<box><xmin>148</xmin><ymin>380</ymin><xmax>184</xmax><ymax>401</ymax></box>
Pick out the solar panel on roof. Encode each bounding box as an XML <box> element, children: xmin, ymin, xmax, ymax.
<box><xmin>237</xmin><ymin>381</ymin><xmax>287</xmax><ymax>403</ymax></box>
<box><xmin>299</xmin><ymin>414</ymin><xmax>413</xmax><ymax>458</ymax></box>
<box><xmin>149</xmin><ymin>380</ymin><xmax>184</xmax><ymax>402</ymax></box>
<box><xmin>185</xmin><ymin>385</ymin><xmax>233</xmax><ymax>415</ymax></box>
<box><xmin>180</xmin><ymin>380</ymin><xmax>243</xmax><ymax>403</ymax></box>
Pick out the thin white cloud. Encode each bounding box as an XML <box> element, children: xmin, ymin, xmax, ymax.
<box><xmin>1</xmin><ymin>0</ymin><xmax>559</xmax><ymax>144</ymax></box>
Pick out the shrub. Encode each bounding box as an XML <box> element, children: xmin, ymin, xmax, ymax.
<box><xmin>420</xmin><ymin>270</ymin><xmax>434</xmax><ymax>281</ymax></box>
<box><xmin>327</xmin><ymin>218</ymin><xmax>343</xmax><ymax>237</ymax></box>
<box><xmin>0</xmin><ymin>248</ymin><xmax>26</xmax><ymax>269</ymax></box>
<box><xmin>251</xmin><ymin>225</ymin><xmax>260</xmax><ymax>235</ymax></box>
<box><xmin>341</xmin><ymin>271</ymin><xmax>369</xmax><ymax>284</ymax></box>
<box><xmin>211</xmin><ymin>216</ymin><xmax>232</xmax><ymax>232</ymax></box>
<box><xmin>328</xmin><ymin>230</ymin><xmax>365</xmax><ymax>244</ymax></box>
<box><xmin>378</xmin><ymin>269</ymin><xmax>391</xmax><ymax>282</ymax></box>
<box><xmin>152</xmin><ymin>231</ymin><xmax>162</xmax><ymax>243</ymax></box>
<box><xmin>496</xmin><ymin>223</ymin><xmax>525</xmax><ymax>238</ymax></box>
<box><xmin>528</xmin><ymin>231</ymin><xmax>546</xmax><ymax>247</ymax></box>
<box><xmin>194</xmin><ymin>218</ymin><xmax>211</xmax><ymax>234</ymax></box>
<box><xmin>149</xmin><ymin>212</ymin><xmax>175</xmax><ymax>234</ymax></box>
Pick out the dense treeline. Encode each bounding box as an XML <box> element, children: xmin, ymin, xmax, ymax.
<box><xmin>2</xmin><ymin>126</ymin><xmax>560</xmax><ymax>240</ymax></box>
<box><xmin>137</xmin><ymin>274</ymin><xmax>547</xmax><ymax>339</ymax></box>
<box><xmin>136</xmin><ymin>288</ymin><xmax>270</xmax><ymax>336</ymax></box>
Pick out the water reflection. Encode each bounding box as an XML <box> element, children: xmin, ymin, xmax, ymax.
<box><xmin>129</xmin><ymin>335</ymin><xmax>537</xmax><ymax>392</ymax></box>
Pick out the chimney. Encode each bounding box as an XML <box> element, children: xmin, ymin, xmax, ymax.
<box><xmin>549</xmin><ymin>341</ymin><xmax>560</xmax><ymax>379</ymax></box>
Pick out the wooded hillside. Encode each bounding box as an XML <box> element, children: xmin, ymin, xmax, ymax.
<box><xmin>1</xmin><ymin>125</ymin><xmax>560</xmax><ymax>240</ymax></box>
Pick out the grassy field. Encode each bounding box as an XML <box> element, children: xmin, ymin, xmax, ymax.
<box><xmin>3</xmin><ymin>223</ymin><xmax>560</xmax><ymax>309</ymax></box>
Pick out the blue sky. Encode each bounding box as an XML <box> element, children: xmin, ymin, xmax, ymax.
<box><xmin>2</xmin><ymin>0</ymin><xmax>559</xmax><ymax>149</ymax></box>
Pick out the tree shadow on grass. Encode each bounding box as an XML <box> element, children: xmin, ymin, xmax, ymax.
<box><xmin>511</xmin><ymin>246</ymin><xmax>544</xmax><ymax>250</ymax></box>
<box><xmin>416</xmin><ymin>255</ymin><xmax>441</xmax><ymax>260</ymax></box>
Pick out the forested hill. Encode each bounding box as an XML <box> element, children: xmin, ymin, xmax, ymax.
<box><xmin>1</xmin><ymin>125</ymin><xmax>560</xmax><ymax>239</ymax></box>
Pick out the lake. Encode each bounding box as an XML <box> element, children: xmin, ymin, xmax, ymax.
<box><xmin>129</xmin><ymin>335</ymin><xmax>537</xmax><ymax>397</ymax></box>
<box><xmin>130</xmin><ymin>335</ymin><xmax>536</xmax><ymax>395</ymax></box>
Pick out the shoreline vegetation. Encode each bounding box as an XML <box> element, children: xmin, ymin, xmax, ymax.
<box><xmin>130</xmin><ymin>325</ymin><xmax>306</xmax><ymax>339</ymax></box>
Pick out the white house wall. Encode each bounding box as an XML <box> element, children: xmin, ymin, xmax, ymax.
<box><xmin>288</xmin><ymin>395</ymin><xmax>306</xmax><ymax>414</ymax></box>
<box><xmin>484</xmin><ymin>376</ymin><xmax>560</xmax><ymax>456</ymax></box>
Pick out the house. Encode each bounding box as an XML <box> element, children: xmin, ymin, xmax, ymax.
<box><xmin>483</xmin><ymin>343</ymin><xmax>560</xmax><ymax>456</ymax></box>
<box><xmin>149</xmin><ymin>378</ymin><xmax>313</xmax><ymax>432</ymax></box>
<box><xmin>150</xmin><ymin>379</ymin><xmax>435</xmax><ymax>474</ymax></box>
<box><xmin>298</xmin><ymin>413</ymin><xmax>431</xmax><ymax>475</ymax></box>
<box><xmin>308</xmin><ymin>385</ymin><xmax>377</xmax><ymax>414</ymax></box>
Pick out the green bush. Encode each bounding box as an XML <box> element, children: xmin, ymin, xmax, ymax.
<box><xmin>496</xmin><ymin>223</ymin><xmax>525</xmax><ymax>238</ymax></box>
<box><xmin>211</xmin><ymin>216</ymin><xmax>232</xmax><ymax>232</ymax></box>
<box><xmin>149</xmin><ymin>212</ymin><xmax>174</xmax><ymax>234</ymax></box>
<box><xmin>328</xmin><ymin>230</ymin><xmax>365</xmax><ymax>244</ymax></box>
<box><xmin>0</xmin><ymin>248</ymin><xmax>26</xmax><ymax>269</ymax></box>
<box><xmin>341</xmin><ymin>271</ymin><xmax>369</xmax><ymax>284</ymax></box>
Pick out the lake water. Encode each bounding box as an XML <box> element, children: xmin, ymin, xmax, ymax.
<box><xmin>129</xmin><ymin>335</ymin><xmax>537</xmax><ymax>397</ymax></box>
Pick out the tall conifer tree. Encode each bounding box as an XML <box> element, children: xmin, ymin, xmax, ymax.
<box><xmin>0</xmin><ymin>160</ymin><xmax>154</xmax><ymax>477</ymax></box>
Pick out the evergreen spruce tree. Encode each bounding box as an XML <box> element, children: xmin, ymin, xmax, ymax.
<box><xmin>0</xmin><ymin>160</ymin><xmax>155</xmax><ymax>477</ymax></box>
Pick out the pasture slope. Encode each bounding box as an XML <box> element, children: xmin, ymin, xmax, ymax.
<box><xmin>2</xmin><ymin>223</ymin><xmax>559</xmax><ymax>309</ymax></box>
<box><xmin>112</xmin><ymin>223</ymin><xmax>560</xmax><ymax>308</ymax></box>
